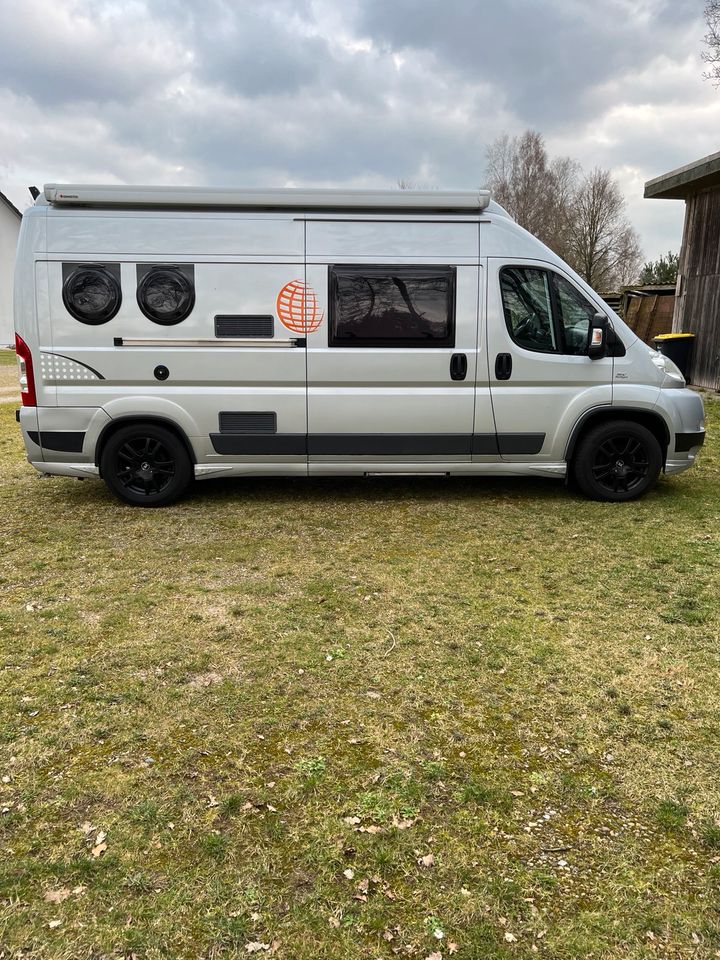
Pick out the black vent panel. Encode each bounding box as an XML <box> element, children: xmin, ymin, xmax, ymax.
<box><xmin>215</xmin><ymin>315</ymin><xmax>274</xmax><ymax>338</ymax></box>
<box><xmin>219</xmin><ymin>412</ymin><xmax>277</xmax><ymax>434</ymax></box>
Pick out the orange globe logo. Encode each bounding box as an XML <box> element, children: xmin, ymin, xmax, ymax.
<box><xmin>276</xmin><ymin>279</ymin><xmax>324</xmax><ymax>334</ymax></box>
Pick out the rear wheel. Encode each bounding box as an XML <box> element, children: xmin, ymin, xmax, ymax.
<box><xmin>572</xmin><ymin>420</ymin><xmax>662</xmax><ymax>502</ymax></box>
<box><xmin>100</xmin><ymin>423</ymin><xmax>192</xmax><ymax>507</ymax></box>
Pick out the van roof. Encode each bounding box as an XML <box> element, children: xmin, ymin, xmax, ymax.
<box><xmin>42</xmin><ymin>184</ymin><xmax>491</xmax><ymax>214</ymax></box>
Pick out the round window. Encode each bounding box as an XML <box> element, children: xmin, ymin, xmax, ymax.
<box><xmin>62</xmin><ymin>265</ymin><xmax>122</xmax><ymax>325</ymax></box>
<box><xmin>137</xmin><ymin>267</ymin><xmax>195</xmax><ymax>325</ymax></box>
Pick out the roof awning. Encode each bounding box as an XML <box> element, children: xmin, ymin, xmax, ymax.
<box><xmin>43</xmin><ymin>184</ymin><xmax>492</xmax><ymax>213</ymax></box>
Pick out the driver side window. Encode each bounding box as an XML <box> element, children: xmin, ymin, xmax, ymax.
<box><xmin>500</xmin><ymin>267</ymin><xmax>557</xmax><ymax>353</ymax></box>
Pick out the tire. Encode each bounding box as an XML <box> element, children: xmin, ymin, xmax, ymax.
<box><xmin>572</xmin><ymin>420</ymin><xmax>662</xmax><ymax>502</ymax></box>
<box><xmin>100</xmin><ymin>423</ymin><xmax>192</xmax><ymax>507</ymax></box>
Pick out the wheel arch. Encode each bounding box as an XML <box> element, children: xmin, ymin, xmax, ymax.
<box><xmin>565</xmin><ymin>407</ymin><xmax>670</xmax><ymax>466</ymax></box>
<box><xmin>95</xmin><ymin>416</ymin><xmax>197</xmax><ymax>475</ymax></box>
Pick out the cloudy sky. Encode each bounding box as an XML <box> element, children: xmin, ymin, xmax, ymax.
<box><xmin>0</xmin><ymin>0</ymin><xmax>718</xmax><ymax>260</ymax></box>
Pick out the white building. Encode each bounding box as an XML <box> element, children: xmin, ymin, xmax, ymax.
<box><xmin>0</xmin><ymin>191</ymin><xmax>22</xmax><ymax>347</ymax></box>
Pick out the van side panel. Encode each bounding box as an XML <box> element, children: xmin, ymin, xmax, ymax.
<box><xmin>304</xmin><ymin>219</ymin><xmax>495</xmax><ymax>466</ymax></box>
<box><xmin>40</xmin><ymin>213</ymin><xmax>308</xmax><ymax>466</ymax></box>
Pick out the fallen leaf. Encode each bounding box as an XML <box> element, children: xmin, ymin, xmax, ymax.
<box><xmin>448</xmin><ymin>942</ymin><xmax>460</xmax><ymax>955</ymax></box>
<box><xmin>94</xmin><ymin>830</ymin><xmax>107</xmax><ymax>845</ymax></box>
<box><xmin>207</xmin><ymin>795</ymin><xmax>219</xmax><ymax>808</ymax></box>
<box><xmin>48</xmin><ymin>919</ymin><xmax>62</xmax><ymax>929</ymax></box>
<box><xmin>79</xmin><ymin>822</ymin><xmax>94</xmax><ymax>835</ymax></box>
<box><xmin>44</xmin><ymin>888</ymin><xmax>71</xmax><ymax>904</ymax></box>
<box><xmin>343</xmin><ymin>868</ymin><xmax>355</xmax><ymax>880</ymax></box>
<box><xmin>245</xmin><ymin>943</ymin><xmax>270</xmax><ymax>953</ymax></box>
<box><xmin>344</xmin><ymin>816</ymin><xmax>361</xmax><ymax>825</ymax></box>
<box><xmin>425</xmin><ymin>953</ymin><xmax>443</xmax><ymax>960</ymax></box>
<box><xmin>504</xmin><ymin>932</ymin><xmax>518</xmax><ymax>943</ymax></box>
<box><xmin>329</xmin><ymin>916</ymin><xmax>341</xmax><ymax>929</ymax></box>
<box><xmin>91</xmin><ymin>841</ymin><xmax>107</xmax><ymax>858</ymax></box>
<box><xmin>418</xmin><ymin>853</ymin><xmax>435</xmax><ymax>868</ymax></box>
<box><xmin>359</xmin><ymin>825</ymin><xmax>383</xmax><ymax>834</ymax></box>
<box><xmin>393</xmin><ymin>817</ymin><xmax>415</xmax><ymax>830</ymax></box>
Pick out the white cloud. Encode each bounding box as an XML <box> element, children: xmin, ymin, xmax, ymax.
<box><xmin>0</xmin><ymin>0</ymin><xmax>716</xmax><ymax>260</ymax></box>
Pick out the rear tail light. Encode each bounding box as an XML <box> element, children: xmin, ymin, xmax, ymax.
<box><xmin>15</xmin><ymin>333</ymin><xmax>36</xmax><ymax>407</ymax></box>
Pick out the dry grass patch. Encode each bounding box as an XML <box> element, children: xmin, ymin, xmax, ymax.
<box><xmin>0</xmin><ymin>392</ymin><xmax>718</xmax><ymax>959</ymax></box>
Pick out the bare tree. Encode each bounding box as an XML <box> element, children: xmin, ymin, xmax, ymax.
<box><xmin>485</xmin><ymin>130</ymin><xmax>642</xmax><ymax>289</ymax></box>
<box><xmin>485</xmin><ymin>130</ymin><xmax>579</xmax><ymax>256</ymax></box>
<box><xmin>565</xmin><ymin>168</ymin><xmax>642</xmax><ymax>290</ymax></box>
<box><xmin>703</xmin><ymin>0</ymin><xmax>720</xmax><ymax>84</ymax></box>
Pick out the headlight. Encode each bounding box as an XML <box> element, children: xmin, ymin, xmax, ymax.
<box><xmin>651</xmin><ymin>351</ymin><xmax>686</xmax><ymax>388</ymax></box>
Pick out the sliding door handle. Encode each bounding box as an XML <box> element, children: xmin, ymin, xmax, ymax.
<box><xmin>450</xmin><ymin>353</ymin><xmax>468</xmax><ymax>381</ymax></box>
<box><xmin>495</xmin><ymin>353</ymin><xmax>512</xmax><ymax>380</ymax></box>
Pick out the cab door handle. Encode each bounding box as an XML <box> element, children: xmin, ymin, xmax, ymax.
<box><xmin>450</xmin><ymin>353</ymin><xmax>468</xmax><ymax>381</ymax></box>
<box><xmin>495</xmin><ymin>353</ymin><xmax>512</xmax><ymax>380</ymax></box>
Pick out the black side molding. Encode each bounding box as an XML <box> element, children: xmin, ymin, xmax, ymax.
<box><xmin>497</xmin><ymin>433</ymin><xmax>545</xmax><ymax>455</ymax></box>
<box><xmin>675</xmin><ymin>431</ymin><xmax>705</xmax><ymax>452</ymax></box>
<box><xmin>27</xmin><ymin>430</ymin><xmax>86</xmax><ymax>453</ymax></box>
<box><xmin>210</xmin><ymin>434</ymin><xmax>306</xmax><ymax>455</ymax></box>
<box><xmin>307</xmin><ymin>434</ymin><xmax>471</xmax><ymax>456</ymax></box>
<box><xmin>209</xmin><ymin>432</ymin><xmax>546</xmax><ymax>457</ymax></box>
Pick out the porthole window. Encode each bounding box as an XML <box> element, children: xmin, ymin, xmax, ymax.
<box><xmin>62</xmin><ymin>263</ymin><xmax>122</xmax><ymax>325</ymax></box>
<box><xmin>136</xmin><ymin>264</ymin><xmax>195</xmax><ymax>325</ymax></box>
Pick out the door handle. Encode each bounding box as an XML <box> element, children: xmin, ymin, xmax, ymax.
<box><xmin>495</xmin><ymin>353</ymin><xmax>512</xmax><ymax>380</ymax></box>
<box><xmin>450</xmin><ymin>353</ymin><xmax>468</xmax><ymax>381</ymax></box>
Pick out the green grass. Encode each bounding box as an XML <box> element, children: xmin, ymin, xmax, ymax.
<box><xmin>0</xmin><ymin>348</ymin><xmax>16</xmax><ymax>366</ymax></box>
<box><xmin>1</xmin><ymin>393</ymin><xmax>719</xmax><ymax>959</ymax></box>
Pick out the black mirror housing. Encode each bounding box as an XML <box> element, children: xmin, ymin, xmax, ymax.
<box><xmin>588</xmin><ymin>313</ymin><xmax>608</xmax><ymax>360</ymax></box>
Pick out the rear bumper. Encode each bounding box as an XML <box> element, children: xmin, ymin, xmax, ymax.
<box><xmin>19</xmin><ymin>407</ymin><xmax>110</xmax><ymax>465</ymax></box>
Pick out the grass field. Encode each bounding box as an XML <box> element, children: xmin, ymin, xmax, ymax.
<box><xmin>1</xmin><ymin>389</ymin><xmax>719</xmax><ymax>960</ymax></box>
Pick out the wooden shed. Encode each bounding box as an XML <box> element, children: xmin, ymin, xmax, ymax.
<box><xmin>645</xmin><ymin>150</ymin><xmax>720</xmax><ymax>390</ymax></box>
<box><xmin>620</xmin><ymin>284</ymin><xmax>676</xmax><ymax>345</ymax></box>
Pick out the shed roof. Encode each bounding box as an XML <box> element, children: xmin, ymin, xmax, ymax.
<box><xmin>0</xmin><ymin>189</ymin><xmax>22</xmax><ymax>219</ymax></box>
<box><xmin>644</xmin><ymin>149</ymin><xmax>720</xmax><ymax>200</ymax></box>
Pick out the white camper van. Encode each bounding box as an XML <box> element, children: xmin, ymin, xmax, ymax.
<box><xmin>14</xmin><ymin>184</ymin><xmax>704</xmax><ymax>507</ymax></box>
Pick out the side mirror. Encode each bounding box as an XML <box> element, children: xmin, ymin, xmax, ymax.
<box><xmin>588</xmin><ymin>313</ymin><xmax>608</xmax><ymax>360</ymax></box>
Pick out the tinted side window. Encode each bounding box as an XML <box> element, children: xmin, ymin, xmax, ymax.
<box><xmin>553</xmin><ymin>274</ymin><xmax>594</xmax><ymax>355</ymax></box>
<box><xmin>329</xmin><ymin>265</ymin><xmax>455</xmax><ymax>347</ymax></box>
<box><xmin>500</xmin><ymin>267</ymin><xmax>557</xmax><ymax>353</ymax></box>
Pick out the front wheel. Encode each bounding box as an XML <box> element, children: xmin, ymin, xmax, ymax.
<box><xmin>100</xmin><ymin>423</ymin><xmax>192</xmax><ymax>507</ymax></box>
<box><xmin>572</xmin><ymin>420</ymin><xmax>662</xmax><ymax>502</ymax></box>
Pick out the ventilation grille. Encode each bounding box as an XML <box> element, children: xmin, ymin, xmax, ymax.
<box><xmin>219</xmin><ymin>411</ymin><xmax>277</xmax><ymax>434</ymax></box>
<box><xmin>215</xmin><ymin>315</ymin><xmax>274</xmax><ymax>338</ymax></box>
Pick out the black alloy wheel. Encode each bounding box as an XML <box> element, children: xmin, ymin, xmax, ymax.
<box><xmin>573</xmin><ymin>420</ymin><xmax>662</xmax><ymax>502</ymax></box>
<box><xmin>100</xmin><ymin>423</ymin><xmax>192</xmax><ymax>507</ymax></box>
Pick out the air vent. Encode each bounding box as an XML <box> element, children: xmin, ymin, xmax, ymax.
<box><xmin>219</xmin><ymin>412</ymin><xmax>277</xmax><ymax>434</ymax></box>
<box><xmin>215</xmin><ymin>315</ymin><xmax>274</xmax><ymax>338</ymax></box>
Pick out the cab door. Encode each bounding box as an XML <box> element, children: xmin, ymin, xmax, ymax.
<box><xmin>486</xmin><ymin>259</ymin><xmax>613</xmax><ymax>462</ymax></box>
<box><xmin>303</xmin><ymin>219</ymin><xmax>495</xmax><ymax>469</ymax></box>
